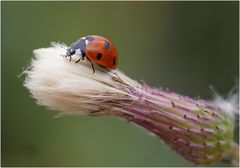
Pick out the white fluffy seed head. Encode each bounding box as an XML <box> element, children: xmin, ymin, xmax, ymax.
<box><xmin>23</xmin><ymin>42</ymin><xmax>238</xmax><ymax>165</ymax></box>
<box><xmin>210</xmin><ymin>85</ymin><xmax>239</xmax><ymax>120</ymax></box>
<box><xmin>24</xmin><ymin>42</ymin><xmax>141</xmax><ymax>115</ymax></box>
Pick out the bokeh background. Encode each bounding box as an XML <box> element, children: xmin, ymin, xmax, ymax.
<box><xmin>2</xmin><ymin>1</ymin><xmax>239</xmax><ymax>167</ymax></box>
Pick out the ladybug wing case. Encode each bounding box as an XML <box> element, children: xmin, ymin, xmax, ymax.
<box><xmin>86</xmin><ymin>37</ymin><xmax>118</xmax><ymax>69</ymax></box>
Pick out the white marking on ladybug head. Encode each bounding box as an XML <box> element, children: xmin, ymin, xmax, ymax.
<box><xmin>85</xmin><ymin>40</ymin><xmax>89</xmax><ymax>46</ymax></box>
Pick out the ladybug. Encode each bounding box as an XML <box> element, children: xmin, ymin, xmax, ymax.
<box><xmin>66</xmin><ymin>35</ymin><xmax>118</xmax><ymax>73</ymax></box>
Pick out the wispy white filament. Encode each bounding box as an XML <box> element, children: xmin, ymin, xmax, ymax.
<box><xmin>24</xmin><ymin>42</ymin><xmax>141</xmax><ymax>115</ymax></box>
<box><xmin>210</xmin><ymin>86</ymin><xmax>239</xmax><ymax>120</ymax></box>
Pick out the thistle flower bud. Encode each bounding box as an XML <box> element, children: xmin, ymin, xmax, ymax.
<box><xmin>23</xmin><ymin>43</ymin><xmax>239</xmax><ymax>166</ymax></box>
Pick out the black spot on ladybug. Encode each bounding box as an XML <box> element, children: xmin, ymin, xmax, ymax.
<box><xmin>104</xmin><ymin>41</ymin><xmax>110</xmax><ymax>49</ymax></box>
<box><xmin>85</xmin><ymin>36</ymin><xmax>95</xmax><ymax>41</ymax></box>
<box><xmin>97</xmin><ymin>53</ymin><xmax>102</xmax><ymax>60</ymax></box>
<box><xmin>113</xmin><ymin>57</ymin><xmax>116</xmax><ymax>65</ymax></box>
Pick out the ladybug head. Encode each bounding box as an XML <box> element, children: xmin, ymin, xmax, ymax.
<box><xmin>66</xmin><ymin>48</ymin><xmax>75</xmax><ymax>56</ymax></box>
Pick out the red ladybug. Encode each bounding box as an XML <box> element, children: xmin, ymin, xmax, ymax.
<box><xmin>66</xmin><ymin>35</ymin><xmax>118</xmax><ymax>73</ymax></box>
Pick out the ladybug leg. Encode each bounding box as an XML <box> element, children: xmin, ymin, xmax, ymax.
<box><xmin>86</xmin><ymin>57</ymin><xmax>95</xmax><ymax>73</ymax></box>
<box><xmin>75</xmin><ymin>58</ymin><xmax>81</xmax><ymax>63</ymax></box>
<box><xmin>75</xmin><ymin>51</ymin><xmax>84</xmax><ymax>63</ymax></box>
<box><xmin>75</xmin><ymin>54</ymin><xmax>84</xmax><ymax>63</ymax></box>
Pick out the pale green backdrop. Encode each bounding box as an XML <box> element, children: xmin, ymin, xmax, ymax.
<box><xmin>2</xmin><ymin>1</ymin><xmax>239</xmax><ymax>166</ymax></box>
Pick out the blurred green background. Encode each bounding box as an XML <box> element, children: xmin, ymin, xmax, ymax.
<box><xmin>2</xmin><ymin>1</ymin><xmax>239</xmax><ymax>167</ymax></box>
